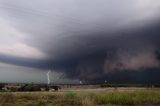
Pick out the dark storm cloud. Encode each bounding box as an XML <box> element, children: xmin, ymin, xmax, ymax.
<box><xmin>104</xmin><ymin>48</ymin><xmax>160</xmax><ymax>72</ymax></box>
<box><xmin>0</xmin><ymin>0</ymin><xmax>160</xmax><ymax>82</ymax></box>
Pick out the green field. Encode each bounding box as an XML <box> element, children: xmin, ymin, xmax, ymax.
<box><xmin>0</xmin><ymin>88</ymin><xmax>160</xmax><ymax>106</ymax></box>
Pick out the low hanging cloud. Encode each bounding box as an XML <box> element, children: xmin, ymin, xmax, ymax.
<box><xmin>104</xmin><ymin>48</ymin><xmax>160</xmax><ymax>73</ymax></box>
<box><xmin>66</xmin><ymin>47</ymin><xmax>160</xmax><ymax>81</ymax></box>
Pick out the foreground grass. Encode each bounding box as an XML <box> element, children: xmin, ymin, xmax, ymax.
<box><xmin>0</xmin><ymin>89</ymin><xmax>160</xmax><ymax>106</ymax></box>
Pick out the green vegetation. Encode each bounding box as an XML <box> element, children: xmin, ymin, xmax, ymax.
<box><xmin>0</xmin><ymin>89</ymin><xmax>160</xmax><ymax>106</ymax></box>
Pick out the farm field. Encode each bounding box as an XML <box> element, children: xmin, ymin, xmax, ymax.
<box><xmin>0</xmin><ymin>88</ymin><xmax>160</xmax><ymax>106</ymax></box>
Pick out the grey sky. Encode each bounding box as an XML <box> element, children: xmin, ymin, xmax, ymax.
<box><xmin>0</xmin><ymin>0</ymin><xmax>160</xmax><ymax>83</ymax></box>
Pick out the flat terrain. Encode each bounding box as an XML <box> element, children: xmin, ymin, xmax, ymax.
<box><xmin>0</xmin><ymin>87</ymin><xmax>160</xmax><ymax>106</ymax></box>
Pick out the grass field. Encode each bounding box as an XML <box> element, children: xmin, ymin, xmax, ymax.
<box><xmin>0</xmin><ymin>88</ymin><xmax>160</xmax><ymax>106</ymax></box>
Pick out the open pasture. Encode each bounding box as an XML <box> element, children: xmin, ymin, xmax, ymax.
<box><xmin>0</xmin><ymin>88</ymin><xmax>160</xmax><ymax>106</ymax></box>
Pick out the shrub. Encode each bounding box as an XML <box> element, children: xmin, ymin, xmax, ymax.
<box><xmin>65</xmin><ymin>92</ymin><xmax>77</xmax><ymax>100</ymax></box>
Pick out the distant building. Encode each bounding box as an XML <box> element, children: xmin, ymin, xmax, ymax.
<box><xmin>2</xmin><ymin>84</ymin><xmax>22</xmax><ymax>92</ymax></box>
<box><xmin>49</xmin><ymin>85</ymin><xmax>61</xmax><ymax>91</ymax></box>
<box><xmin>40</xmin><ymin>88</ymin><xmax>46</xmax><ymax>91</ymax></box>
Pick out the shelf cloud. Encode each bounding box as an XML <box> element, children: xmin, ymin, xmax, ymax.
<box><xmin>0</xmin><ymin>0</ymin><xmax>160</xmax><ymax>83</ymax></box>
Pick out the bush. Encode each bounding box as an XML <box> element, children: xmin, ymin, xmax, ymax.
<box><xmin>65</xmin><ymin>92</ymin><xmax>77</xmax><ymax>100</ymax></box>
<box><xmin>23</xmin><ymin>85</ymin><xmax>41</xmax><ymax>91</ymax></box>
